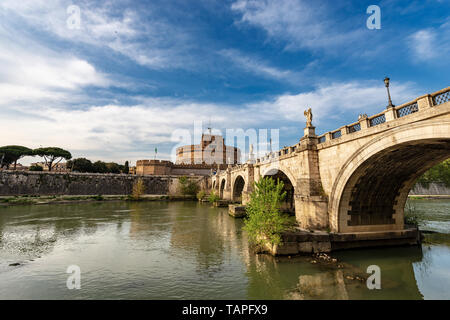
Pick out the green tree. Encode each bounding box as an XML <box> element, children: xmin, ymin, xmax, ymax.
<box><xmin>29</xmin><ymin>165</ymin><xmax>43</xmax><ymax>171</ymax></box>
<box><xmin>67</xmin><ymin>158</ymin><xmax>93</xmax><ymax>172</ymax></box>
<box><xmin>0</xmin><ymin>146</ymin><xmax>33</xmax><ymax>169</ymax></box>
<box><xmin>92</xmin><ymin>161</ymin><xmax>108</xmax><ymax>173</ymax></box>
<box><xmin>124</xmin><ymin>161</ymin><xmax>130</xmax><ymax>174</ymax></box>
<box><xmin>106</xmin><ymin>162</ymin><xmax>121</xmax><ymax>174</ymax></box>
<box><xmin>416</xmin><ymin>159</ymin><xmax>450</xmax><ymax>188</ymax></box>
<box><xmin>243</xmin><ymin>177</ymin><xmax>289</xmax><ymax>248</ymax></box>
<box><xmin>33</xmin><ymin>147</ymin><xmax>72</xmax><ymax>171</ymax></box>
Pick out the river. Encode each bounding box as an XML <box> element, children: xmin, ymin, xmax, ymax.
<box><xmin>0</xmin><ymin>199</ymin><xmax>449</xmax><ymax>299</ymax></box>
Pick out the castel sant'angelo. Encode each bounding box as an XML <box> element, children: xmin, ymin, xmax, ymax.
<box><xmin>135</xmin><ymin>132</ymin><xmax>241</xmax><ymax>176</ymax></box>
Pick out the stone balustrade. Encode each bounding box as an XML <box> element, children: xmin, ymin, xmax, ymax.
<box><xmin>316</xmin><ymin>87</ymin><xmax>449</xmax><ymax>145</ymax></box>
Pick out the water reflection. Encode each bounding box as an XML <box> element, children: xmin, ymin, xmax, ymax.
<box><xmin>0</xmin><ymin>200</ymin><xmax>449</xmax><ymax>299</ymax></box>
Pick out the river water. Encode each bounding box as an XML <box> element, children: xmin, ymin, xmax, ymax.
<box><xmin>0</xmin><ymin>199</ymin><xmax>449</xmax><ymax>300</ymax></box>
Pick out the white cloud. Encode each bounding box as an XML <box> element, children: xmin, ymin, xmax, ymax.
<box><xmin>231</xmin><ymin>0</ymin><xmax>361</xmax><ymax>51</ymax></box>
<box><xmin>0</xmin><ymin>30</ymin><xmax>110</xmax><ymax>106</ymax></box>
<box><xmin>408</xmin><ymin>21</ymin><xmax>450</xmax><ymax>62</ymax></box>
<box><xmin>219</xmin><ymin>49</ymin><xmax>295</xmax><ymax>81</ymax></box>
<box><xmin>247</xmin><ymin>81</ymin><xmax>422</xmax><ymax>131</ymax></box>
<box><xmin>0</xmin><ymin>0</ymin><xmax>194</xmax><ymax>70</ymax></box>
<box><xmin>0</xmin><ymin>81</ymin><xmax>422</xmax><ymax>165</ymax></box>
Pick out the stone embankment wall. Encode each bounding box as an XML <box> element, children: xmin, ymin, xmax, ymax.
<box><xmin>0</xmin><ymin>171</ymin><xmax>206</xmax><ymax>196</ymax></box>
<box><xmin>409</xmin><ymin>183</ymin><xmax>450</xmax><ymax>196</ymax></box>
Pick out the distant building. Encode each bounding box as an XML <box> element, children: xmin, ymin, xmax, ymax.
<box><xmin>31</xmin><ymin>162</ymin><xmax>68</xmax><ymax>172</ymax></box>
<box><xmin>135</xmin><ymin>133</ymin><xmax>239</xmax><ymax>176</ymax></box>
<box><xmin>176</xmin><ymin>134</ymin><xmax>241</xmax><ymax>165</ymax></box>
<box><xmin>12</xmin><ymin>163</ymin><xmax>28</xmax><ymax>171</ymax></box>
<box><xmin>135</xmin><ymin>160</ymin><xmax>228</xmax><ymax>176</ymax></box>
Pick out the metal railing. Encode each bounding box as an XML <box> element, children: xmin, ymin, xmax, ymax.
<box><xmin>396</xmin><ymin>102</ymin><xmax>418</xmax><ymax>118</ymax></box>
<box><xmin>369</xmin><ymin>114</ymin><xmax>386</xmax><ymax>127</ymax></box>
<box><xmin>348</xmin><ymin>123</ymin><xmax>361</xmax><ymax>133</ymax></box>
<box><xmin>433</xmin><ymin>90</ymin><xmax>450</xmax><ymax>105</ymax></box>
<box><xmin>331</xmin><ymin>130</ymin><xmax>342</xmax><ymax>139</ymax></box>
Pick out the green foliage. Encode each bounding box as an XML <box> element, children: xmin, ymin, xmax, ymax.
<box><xmin>67</xmin><ymin>158</ymin><xmax>127</xmax><ymax>174</ymax></box>
<box><xmin>404</xmin><ymin>201</ymin><xmax>422</xmax><ymax>227</ymax></box>
<box><xmin>67</xmin><ymin>158</ymin><xmax>93</xmax><ymax>172</ymax></box>
<box><xmin>208</xmin><ymin>191</ymin><xmax>220</xmax><ymax>203</ymax></box>
<box><xmin>178</xmin><ymin>176</ymin><xmax>200</xmax><ymax>196</ymax></box>
<box><xmin>243</xmin><ymin>177</ymin><xmax>289</xmax><ymax>248</ymax></box>
<box><xmin>0</xmin><ymin>145</ymin><xmax>33</xmax><ymax>169</ymax></box>
<box><xmin>29</xmin><ymin>165</ymin><xmax>43</xmax><ymax>171</ymax></box>
<box><xmin>132</xmin><ymin>178</ymin><xmax>146</xmax><ymax>200</ymax></box>
<box><xmin>196</xmin><ymin>190</ymin><xmax>206</xmax><ymax>200</ymax></box>
<box><xmin>106</xmin><ymin>162</ymin><xmax>121</xmax><ymax>174</ymax></box>
<box><xmin>416</xmin><ymin>159</ymin><xmax>450</xmax><ymax>188</ymax></box>
<box><xmin>124</xmin><ymin>161</ymin><xmax>130</xmax><ymax>174</ymax></box>
<box><xmin>92</xmin><ymin>161</ymin><xmax>108</xmax><ymax>173</ymax></box>
<box><xmin>91</xmin><ymin>195</ymin><xmax>104</xmax><ymax>201</ymax></box>
<box><xmin>33</xmin><ymin>147</ymin><xmax>72</xmax><ymax>171</ymax></box>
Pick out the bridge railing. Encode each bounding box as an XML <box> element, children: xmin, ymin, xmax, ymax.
<box><xmin>250</xmin><ymin>87</ymin><xmax>450</xmax><ymax>163</ymax></box>
<box><xmin>317</xmin><ymin>86</ymin><xmax>450</xmax><ymax>145</ymax></box>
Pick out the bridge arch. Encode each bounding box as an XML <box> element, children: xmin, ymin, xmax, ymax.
<box><xmin>330</xmin><ymin>120</ymin><xmax>450</xmax><ymax>233</ymax></box>
<box><xmin>232</xmin><ymin>175</ymin><xmax>246</xmax><ymax>203</ymax></box>
<box><xmin>219</xmin><ymin>178</ymin><xmax>226</xmax><ymax>198</ymax></box>
<box><xmin>262</xmin><ymin>168</ymin><xmax>296</xmax><ymax>214</ymax></box>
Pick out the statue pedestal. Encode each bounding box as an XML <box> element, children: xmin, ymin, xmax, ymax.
<box><xmin>304</xmin><ymin>126</ymin><xmax>316</xmax><ymax>137</ymax></box>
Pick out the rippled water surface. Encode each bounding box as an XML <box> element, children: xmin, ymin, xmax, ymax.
<box><xmin>0</xmin><ymin>199</ymin><xmax>449</xmax><ymax>299</ymax></box>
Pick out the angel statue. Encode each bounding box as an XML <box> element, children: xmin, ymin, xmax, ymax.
<box><xmin>304</xmin><ymin>108</ymin><xmax>313</xmax><ymax>127</ymax></box>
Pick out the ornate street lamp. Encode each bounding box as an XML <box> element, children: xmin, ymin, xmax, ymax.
<box><xmin>384</xmin><ymin>77</ymin><xmax>395</xmax><ymax>108</ymax></box>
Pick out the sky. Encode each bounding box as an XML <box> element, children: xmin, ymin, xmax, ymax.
<box><xmin>0</xmin><ymin>0</ymin><xmax>449</xmax><ymax>165</ymax></box>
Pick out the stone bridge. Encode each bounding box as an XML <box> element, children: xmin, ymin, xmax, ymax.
<box><xmin>212</xmin><ymin>87</ymin><xmax>450</xmax><ymax>234</ymax></box>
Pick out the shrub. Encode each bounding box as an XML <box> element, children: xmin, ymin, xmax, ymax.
<box><xmin>404</xmin><ymin>201</ymin><xmax>422</xmax><ymax>227</ymax></box>
<box><xmin>29</xmin><ymin>165</ymin><xmax>43</xmax><ymax>171</ymax></box>
<box><xmin>132</xmin><ymin>178</ymin><xmax>146</xmax><ymax>200</ymax></box>
<box><xmin>243</xmin><ymin>177</ymin><xmax>289</xmax><ymax>248</ymax></box>
<box><xmin>196</xmin><ymin>190</ymin><xmax>206</xmax><ymax>200</ymax></box>
<box><xmin>208</xmin><ymin>191</ymin><xmax>220</xmax><ymax>203</ymax></box>
<box><xmin>178</xmin><ymin>176</ymin><xmax>200</xmax><ymax>196</ymax></box>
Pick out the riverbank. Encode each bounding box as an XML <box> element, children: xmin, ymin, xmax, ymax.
<box><xmin>408</xmin><ymin>195</ymin><xmax>450</xmax><ymax>199</ymax></box>
<box><xmin>0</xmin><ymin>194</ymin><xmax>196</xmax><ymax>206</ymax></box>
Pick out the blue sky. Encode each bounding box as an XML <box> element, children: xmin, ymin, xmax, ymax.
<box><xmin>0</xmin><ymin>0</ymin><xmax>449</xmax><ymax>164</ymax></box>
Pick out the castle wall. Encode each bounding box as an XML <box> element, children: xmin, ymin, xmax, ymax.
<box><xmin>0</xmin><ymin>171</ymin><xmax>207</xmax><ymax>196</ymax></box>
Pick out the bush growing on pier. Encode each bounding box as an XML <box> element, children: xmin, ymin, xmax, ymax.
<box><xmin>243</xmin><ymin>177</ymin><xmax>289</xmax><ymax>249</ymax></box>
<box><xmin>196</xmin><ymin>190</ymin><xmax>206</xmax><ymax>201</ymax></box>
<box><xmin>208</xmin><ymin>191</ymin><xmax>220</xmax><ymax>203</ymax></box>
<box><xmin>404</xmin><ymin>201</ymin><xmax>422</xmax><ymax>227</ymax></box>
<box><xmin>132</xmin><ymin>178</ymin><xmax>146</xmax><ymax>200</ymax></box>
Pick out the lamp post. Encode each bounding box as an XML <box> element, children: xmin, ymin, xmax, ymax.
<box><xmin>384</xmin><ymin>77</ymin><xmax>394</xmax><ymax>108</ymax></box>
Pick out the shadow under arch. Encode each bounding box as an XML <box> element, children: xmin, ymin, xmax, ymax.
<box><xmin>262</xmin><ymin>168</ymin><xmax>295</xmax><ymax>214</ymax></box>
<box><xmin>232</xmin><ymin>175</ymin><xmax>245</xmax><ymax>203</ymax></box>
<box><xmin>219</xmin><ymin>178</ymin><xmax>226</xmax><ymax>198</ymax></box>
<box><xmin>330</xmin><ymin>120</ymin><xmax>450</xmax><ymax>233</ymax></box>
